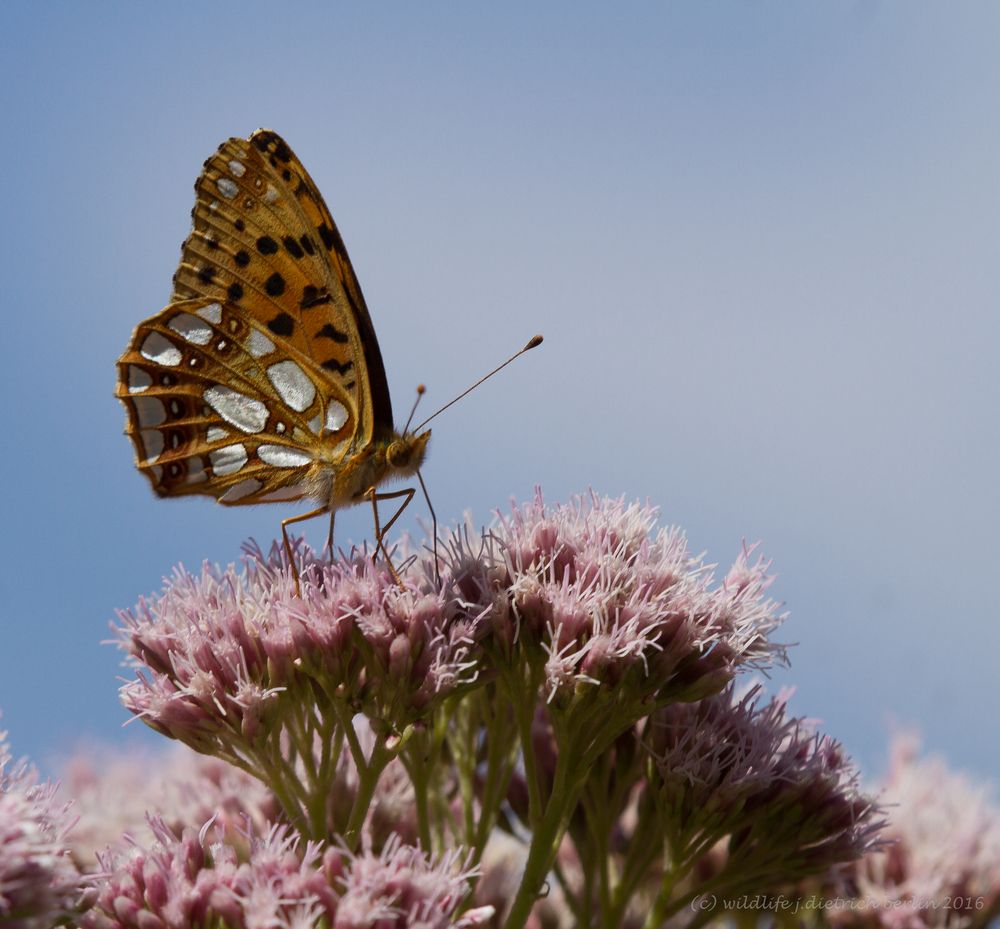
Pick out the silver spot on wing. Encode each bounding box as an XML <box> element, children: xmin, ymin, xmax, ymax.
<box><xmin>246</xmin><ymin>329</ymin><xmax>275</xmax><ymax>359</ymax></box>
<box><xmin>204</xmin><ymin>386</ymin><xmax>268</xmax><ymax>434</ymax></box>
<box><xmin>220</xmin><ymin>478</ymin><xmax>262</xmax><ymax>503</ymax></box>
<box><xmin>140</xmin><ymin>332</ymin><xmax>182</xmax><ymax>366</ymax></box>
<box><xmin>266</xmin><ymin>360</ymin><xmax>316</xmax><ymax>413</ymax></box>
<box><xmin>168</xmin><ymin>313</ymin><xmax>213</xmax><ymax>346</ymax></box>
<box><xmin>325</xmin><ymin>401</ymin><xmax>348</xmax><ymax>433</ymax></box>
<box><xmin>209</xmin><ymin>443</ymin><xmax>248</xmax><ymax>476</ymax></box>
<box><xmin>196</xmin><ymin>302</ymin><xmax>223</xmax><ymax>324</ymax></box>
<box><xmin>139</xmin><ymin>429</ymin><xmax>164</xmax><ymax>463</ymax></box>
<box><xmin>257</xmin><ymin>445</ymin><xmax>312</xmax><ymax>468</ymax></box>
<box><xmin>256</xmin><ymin>484</ymin><xmax>311</xmax><ymax>502</ymax></box>
<box><xmin>127</xmin><ymin>366</ymin><xmax>152</xmax><ymax>393</ymax></box>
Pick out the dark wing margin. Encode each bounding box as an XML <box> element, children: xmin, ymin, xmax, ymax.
<box><xmin>249</xmin><ymin>129</ymin><xmax>395</xmax><ymax>438</ymax></box>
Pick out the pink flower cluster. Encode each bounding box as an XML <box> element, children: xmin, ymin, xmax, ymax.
<box><xmin>836</xmin><ymin>734</ymin><xmax>1000</xmax><ymax>929</ymax></box>
<box><xmin>114</xmin><ymin>493</ymin><xmax>788</xmax><ymax>791</ymax></box>
<box><xmin>105</xmin><ymin>490</ymin><xmax>881</xmax><ymax>929</ymax></box>
<box><xmin>0</xmin><ymin>728</ymin><xmax>82</xmax><ymax>928</ymax></box>
<box><xmin>647</xmin><ymin>684</ymin><xmax>884</xmax><ymax>886</ymax></box>
<box><xmin>64</xmin><ymin>744</ymin><xmax>278</xmax><ymax>867</ymax></box>
<box><xmin>454</xmin><ymin>491</ymin><xmax>788</xmax><ymax>703</ymax></box>
<box><xmin>83</xmin><ymin>819</ymin><xmax>492</xmax><ymax>929</ymax></box>
<box><xmin>116</xmin><ymin>547</ymin><xmax>482</xmax><ymax>754</ymax></box>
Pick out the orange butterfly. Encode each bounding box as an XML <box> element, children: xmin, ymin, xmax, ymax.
<box><xmin>117</xmin><ymin>130</ymin><xmax>465</xmax><ymax>587</ymax></box>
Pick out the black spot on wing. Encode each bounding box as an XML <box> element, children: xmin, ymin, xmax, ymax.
<box><xmin>268</xmin><ymin>313</ymin><xmax>294</xmax><ymax>336</ymax></box>
<box><xmin>265</xmin><ymin>272</ymin><xmax>285</xmax><ymax>296</ymax></box>
<box><xmin>256</xmin><ymin>236</ymin><xmax>278</xmax><ymax>255</ymax></box>
<box><xmin>318</xmin><ymin>323</ymin><xmax>349</xmax><ymax>343</ymax></box>
<box><xmin>300</xmin><ymin>285</ymin><xmax>332</xmax><ymax>309</ymax></box>
<box><xmin>228</xmin><ymin>283</ymin><xmax>243</xmax><ymax>301</ymax></box>
<box><xmin>234</xmin><ymin>250</ymin><xmax>250</xmax><ymax>267</ymax></box>
<box><xmin>282</xmin><ymin>236</ymin><xmax>304</xmax><ymax>259</ymax></box>
<box><xmin>321</xmin><ymin>358</ymin><xmax>354</xmax><ymax>375</ymax></box>
<box><xmin>198</xmin><ymin>266</ymin><xmax>215</xmax><ymax>284</ymax></box>
<box><xmin>317</xmin><ymin>223</ymin><xmax>337</xmax><ymax>250</ymax></box>
<box><xmin>300</xmin><ymin>235</ymin><xmax>316</xmax><ymax>256</ymax></box>
<box><xmin>252</xmin><ymin>132</ymin><xmax>293</xmax><ymax>163</ymax></box>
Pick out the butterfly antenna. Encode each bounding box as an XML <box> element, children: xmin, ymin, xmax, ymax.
<box><xmin>403</xmin><ymin>384</ymin><xmax>426</xmax><ymax>435</ymax></box>
<box><xmin>414</xmin><ymin>335</ymin><xmax>543</xmax><ymax>432</ymax></box>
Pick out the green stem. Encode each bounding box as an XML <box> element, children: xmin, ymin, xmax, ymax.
<box><xmin>509</xmin><ymin>667</ymin><xmax>543</xmax><ymax>828</ymax></box>
<box><xmin>403</xmin><ymin>739</ymin><xmax>434</xmax><ymax>852</ymax></box>
<box><xmin>332</xmin><ymin>698</ymin><xmax>367</xmax><ymax>773</ymax></box>
<box><xmin>343</xmin><ymin>736</ymin><xmax>390</xmax><ymax>850</ymax></box>
<box><xmin>643</xmin><ymin>867</ymin><xmax>681</xmax><ymax>929</ymax></box>
<box><xmin>473</xmin><ymin>689</ymin><xmax>519</xmax><ymax>858</ymax></box>
<box><xmin>501</xmin><ymin>791</ymin><xmax>575</xmax><ymax>929</ymax></box>
<box><xmin>255</xmin><ymin>751</ymin><xmax>309</xmax><ymax>834</ymax></box>
<box><xmin>452</xmin><ymin>697</ymin><xmax>478</xmax><ymax>847</ymax></box>
<box><xmin>606</xmin><ymin>828</ymin><xmax>661</xmax><ymax>928</ymax></box>
<box><xmin>502</xmin><ymin>732</ymin><xmax>584</xmax><ymax>929</ymax></box>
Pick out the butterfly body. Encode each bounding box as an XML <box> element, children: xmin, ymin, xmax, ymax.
<box><xmin>314</xmin><ymin>429</ymin><xmax>431</xmax><ymax>511</ymax></box>
<box><xmin>117</xmin><ymin>129</ymin><xmax>424</xmax><ymax>536</ymax></box>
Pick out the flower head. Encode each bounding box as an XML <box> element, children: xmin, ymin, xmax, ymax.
<box><xmin>644</xmin><ymin>683</ymin><xmax>884</xmax><ymax>888</ymax></box>
<box><xmin>62</xmin><ymin>743</ymin><xmax>278</xmax><ymax>867</ymax></box>
<box><xmin>482</xmin><ymin>491</ymin><xmax>787</xmax><ymax>704</ymax></box>
<box><xmin>0</xmin><ymin>727</ymin><xmax>83</xmax><ymax>928</ymax></box>
<box><xmin>114</xmin><ymin>543</ymin><xmax>487</xmax><ymax>835</ymax></box>
<box><xmin>117</xmin><ymin>545</ymin><xmax>482</xmax><ymax>745</ymax></box>
<box><xmin>83</xmin><ymin>817</ymin><xmax>490</xmax><ymax>929</ymax></box>
<box><xmin>839</xmin><ymin>734</ymin><xmax>1000</xmax><ymax>929</ymax></box>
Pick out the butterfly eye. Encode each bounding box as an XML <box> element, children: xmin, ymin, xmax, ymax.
<box><xmin>387</xmin><ymin>442</ymin><xmax>409</xmax><ymax>467</ymax></box>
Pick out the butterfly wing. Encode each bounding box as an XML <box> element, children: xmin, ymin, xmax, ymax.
<box><xmin>117</xmin><ymin>298</ymin><xmax>357</xmax><ymax>506</ymax></box>
<box><xmin>170</xmin><ymin>129</ymin><xmax>393</xmax><ymax>447</ymax></box>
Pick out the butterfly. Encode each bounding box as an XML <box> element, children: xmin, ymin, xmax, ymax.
<box><xmin>116</xmin><ymin>129</ymin><xmax>433</xmax><ymax>587</ymax></box>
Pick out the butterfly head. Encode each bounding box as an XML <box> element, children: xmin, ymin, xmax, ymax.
<box><xmin>385</xmin><ymin>429</ymin><xmax>431</xmax><ymax>477</ymax></box>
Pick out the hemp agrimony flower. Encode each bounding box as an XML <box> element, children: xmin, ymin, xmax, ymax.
<box><xmin>82</xmin><ymin>818</ymin><xmax>493</xmax><ymax>929</ymax></box>
<box><xmin>114</xmin><ymin>544</ymin><xmax>484</xmax><ymax>842</ymax></box>
<box><xmin>833</xmin><ymin>735</ymin><xmax>1000</xmax><ymax>929</ymax></box>
<box><xmin>101</xmin><ymin>491</ymin><xmax>892</xmax><ymax>929</ymax></box>
<box><xmin>0</xmin><ymin>727</ymin><xmax>83</xmax><ymax>928</ymax></box>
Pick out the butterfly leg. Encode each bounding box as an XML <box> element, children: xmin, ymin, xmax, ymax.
<box><xmin>366</xmin><ymin>487</ymin><xmax>416</xmax><ymax>588</ymax></box>
<box><xmin>416</xmin><ymin>470</ymin><xmax>440</xmax><ymax>585</ymax></box>
<box><xmin>281</xmin><ymin>505</ymin><xmax>330</xmax><ymax>597</ymax></box>
<box><xmin>326</xmin><ymin>511</ymin><xmax>336</xmax><ymax>564</ymax></box>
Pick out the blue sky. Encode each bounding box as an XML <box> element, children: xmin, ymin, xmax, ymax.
<box><xmin>1</xmin><ymin>2</ymin><xmax>997</xmax><ymax>782</ymax></box>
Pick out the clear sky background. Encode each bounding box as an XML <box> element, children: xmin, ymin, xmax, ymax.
<box><xmin>1</xmin><ymin>2</ymin><xmax>997</xmax><ymax>783</ymax></box>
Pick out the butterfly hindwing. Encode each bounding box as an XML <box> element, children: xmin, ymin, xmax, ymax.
<box><xmin>117</xmin><ymin>298</ymin><xmax>357</xmax><ymax>506</ymax></box>
<box><xmin>171</xmin><ymin>129</ymin><xmax>393</xmax><ymax>447</ymax></box>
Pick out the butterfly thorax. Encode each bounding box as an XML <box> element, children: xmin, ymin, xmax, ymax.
<box><xmin>312</xmin><ymin>429</ymin><xmax>431</xmax><ymax>508</ymax></box>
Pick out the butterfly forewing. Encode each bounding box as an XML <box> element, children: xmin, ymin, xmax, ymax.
<box><xmin>170</xmin><ymin>130</ymin><xmax>393</xmax><ymax>446</ymax></box>
<box><xmin>117</xmin><ymin>298</ymin><xmax>357</xmax><ymax>506</ymax></box>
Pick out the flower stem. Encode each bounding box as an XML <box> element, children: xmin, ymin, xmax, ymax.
<box><xmin>502</xmin><ymin>732</ymin><xmax>583</xmax><ymax>929</ymax></box>
<box><xmin>343</xmin><ymin>735</ymin><xmax>390</xmax><ymax>850</ymax></box>
<box><xmin>404</xmin><ymin>741</ymin><xmax>434</xmax><ymax>852</ymax></box>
